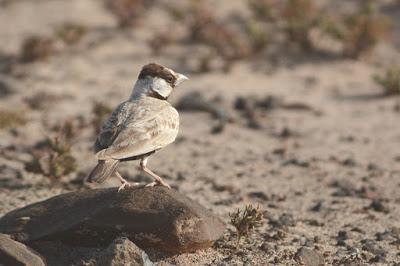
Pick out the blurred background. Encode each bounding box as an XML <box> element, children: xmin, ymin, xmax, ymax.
<box><xmin>0</xmin><ymin>0</ymin><xmax>399</xmax><ymax>264</ymax></box>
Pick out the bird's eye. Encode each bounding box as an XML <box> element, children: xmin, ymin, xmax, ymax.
<box><xmin>166</xmin><ymin>76</ymin><xmax>173</xmax><ymax>82</ymax></box>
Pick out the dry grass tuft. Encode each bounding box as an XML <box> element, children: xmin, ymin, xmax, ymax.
<box><xmin>281</xmin><ymin>0</ymin><xmax>318</xmax><ymax>51</ymax></box>
<box><xmin>25</xmin><ymin>136</ymin><xmax>77</xmax><ymax>180</ymax></box>
<box><xmin>342</xmin><ymin>3</ymin><xmax>389</xmax><ymax>59</ymax></box>
<box><xmin>187</xmin><ymin>1</ymin><xmax>250</xmax><ymax>71</ymax></box>
<box><xmin>20</xmin><ymin>36</ymin><xmax>55</xmax><ymax>63</ymax></box>
<box><xmin>229</xmin><ymin>205</ymin><xmax>264</xmax><ymax>248</ymax></box>
<box><xmin>248</xmin><ymin>0</ymin><xmax>277</xmax><ymax>22</ymax></box>
<box><xmin>105</xmin><ymin>0</ymin><xmax>155</xmax><ymax>28</ymax></box>
<box><xmin>0</xmin><ymin>109</ymin><xmax>26</xmax><ymax>129</ymax></box>
<box><xmin>55</xmin><ymin>23</ymin><xmax>87</xmax><ymax>45</ymax></box>
<box><xmin>373</xmin><ymin>66</ymin><xmax>400</xmax><ymax>96</ymax></box>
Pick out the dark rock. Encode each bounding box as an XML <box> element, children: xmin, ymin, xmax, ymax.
<box><xmin>268</xmin><ymin>213</ymin><xmax>296</xmax><ymax>228</ymax></box>
<box><xmin>247</xmin><ymin>191</ymin><xmax>269</xmax><ymax>201</ymax></box>
<box><xmin>282</xmin><ymin>158</ymin><xmax>309</xmax><ymax>167</ymax></box>
<box><xmin>294</xmin><ymin>247</ymin><xmax>324</xmax><ymax>266</ymax></box>
<box><xmin>0</xmin><ymin>233</ymin><xmax>45</xmax><ymax>266</ymax></box>
<box><xmin>97</xmin><ymin>237</ymin><xmax>147</xmax><ymax>266</ymax></box>
<box><xmin>369</xmin><ymin>254</ymin><xmax>386</xmax><ymax>263</ymax></box>
<box><xmin>310</xmin><ymin>201</ymin><xmax>323</xmax><ymax>212</ymax></box>
<box><xmin>0</xmin><ymin>187</ymin><xmax>226</xmax><ymax>253</ymax></box>
<box><xmin>177</xmin><ymin>92</ymin><xmax>228</xmax><ymax>133</ymax></box>
<box><xmin>375</xmin><ymin>230</ymin><xmax>392</xmax><ymax>241</ymax></box>
<box><xmin>361</xmin><ymin>239</ymin><xmax>386</xmax><ymax>256</ymax></box>
<box><xmin>342</xmin><ymin>158</ymin><xmax>356</xmax><ymax>167</ymax></box>
<box><xmin>331</xmin><ymin>179</ymin><xmax>357</xmax><ymax>197</ymax></box>
<box><xmin>369</xmin><ymin>199</ymin><xmax>389</xmax><ymax>213</ymax></box>
<box><xmin>336</xmin><ymin>230</ymin><xmax>348</xmax><ymax>246</ymax></box>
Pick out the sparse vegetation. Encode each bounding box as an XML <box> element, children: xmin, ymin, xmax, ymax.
<box><xmin>281</xmin><ymin>0</ymin><xmax>319</xmax><ymax>51</ymax></box>
<box><xmin>0</xmin><ymin>109</ymin><xmax>26</xmax><ymax>129</ymax></box>
<box><xmin>343</xmin><ymin>4</ymin><xmax>389</xmax><ymax>58</ymax></box>
<box><xmin>373</xmin><ymin>66</ymin><xmax>400</xmax><ymax>96</ymax></box>
<box><xmin>187</xmin><ymin>1</ymin><xmax>250</xmax><ymax>70</ymax></box>
<box><xmin>328</xmin><ymin>2</ymin><xmax>390</xmax><ymax>59</ymax></box>
<box><xmin>20</xmin><ymin>36</ymin><xmax>55</xmax><ymax>62</ymax></box>
<box><xmin>92</xmin><ymin>101</ymin><xmax>112</xmax><ymax>134</ymax></box>
<box><xmin>248</xmin><ymin>0</ymin><xmax>276</xmax><ymax>22</ymax></box>
<box><xmin>245</xmin><ymin>20</ymin><xmax>269</xmax><ymax>55</ymax></box>
<box><xmin>25</xmin><ymin>135</ymin><xmax>77</xmax><ymax>179</ymax></box>
<box><xmin>52</xmin><ymin>119</ymin><xmax>79</xmax><ymax>141</ymax></box>
<box><xmin>105</xmin><ymin>0</ymin><xmax>155</xmax><ymax>28</ymax></box>
<box><xmin>55</xmin><ymin>23</ymin><xmax>87</xmax><ymax>45</ymax></box>
<box><xmin>229</xmin><ymin>205</ymin><xmax>263</xmax><ymax>248</ymax></box>
<box><xmin>24</xmin><ymin>92</ymin><xmax>65</xmax><ymax>110</ymax></box>
<box><xmin>148</xmin><ymin>32</ymin><xmax>174</xmax><ymax>55</ymax></box>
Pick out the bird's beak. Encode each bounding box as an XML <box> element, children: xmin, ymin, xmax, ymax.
<box><xmin>175</xmin><ymin>73</ymin><xmax>189</xmax><ymax>86</ymax></box>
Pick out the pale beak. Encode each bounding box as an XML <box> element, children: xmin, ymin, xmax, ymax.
<box><xmin>175</xmin><ymin>73</ymin><xmax>189</xmax><ymax>85</ymax></box>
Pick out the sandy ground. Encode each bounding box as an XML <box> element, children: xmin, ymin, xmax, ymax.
<box><xmin>1</xmin><ymin>0</ymin><xmax>400</xmax><ymax>265</ymax></box>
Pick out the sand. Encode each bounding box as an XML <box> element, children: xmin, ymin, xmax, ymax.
<box><xmin>0</xmin><ymin>0</ymin><xmax>399</xmax><ymax>265</ymax></box>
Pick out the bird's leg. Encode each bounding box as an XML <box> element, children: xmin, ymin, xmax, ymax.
<box><xmin>140</xmin><ymin>157</ymin><xmax>171</xmax><ymax>189</ymax></box>
<box><xmin>115</xmin><ymin>171</ymin><xmax>139</xmax><ymax>192</ymax></box>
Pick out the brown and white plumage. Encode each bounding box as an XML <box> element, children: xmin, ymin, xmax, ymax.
<box><xmin>87</xmin><ymin>63</ymin><xmax>188</xmax><ymax>190</ymax></box>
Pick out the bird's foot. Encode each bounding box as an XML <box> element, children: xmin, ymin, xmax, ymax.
<box><xmin>117</xmin><ymin>181</ymin><xmax>140</xmax><ymax>192</ymax></box>
<box><xmin>145</xmin><ymin>179</ymin><xmax>171</xmax><ymax>189</ymax></box>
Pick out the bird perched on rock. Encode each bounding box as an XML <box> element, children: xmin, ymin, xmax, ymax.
<box><xmin>87</xmin><ymin>63</ymin><xmax>188</xmax><ymax>191</ymax></box>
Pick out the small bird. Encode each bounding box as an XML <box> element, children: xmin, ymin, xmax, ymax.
<box><xmin>87</xmin><ymin>63</ymin><xmax>188</xmax><ymax>191</ymax></box>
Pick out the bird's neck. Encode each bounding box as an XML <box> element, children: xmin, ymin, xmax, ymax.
<box><xmin>129</xmin><ymin>78</ymin><xmax>151</xmax><ymax>100</ymax></box>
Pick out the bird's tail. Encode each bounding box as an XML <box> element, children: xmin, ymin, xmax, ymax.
<box><xmin>87</xmin><ymin>159</ymin><xmax>119</xmax><ymax>184</ymax></box>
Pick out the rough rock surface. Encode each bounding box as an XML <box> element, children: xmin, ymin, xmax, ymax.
<box><xmin>96</xmin><ymin>237</ymin><xmax>147</xmax><ymax>266</ymax></box>
<box><xmin>294</xmin><ymin>247</ymin><xmax>324</xmax><ymax>266</ymax></box>
<box><xmin>0</xmin><ymin>233</ymin><xmax>45</xmax><ymax>266</ymax></box>
<box><xmin>0</xmin><ymin>187</ymin><xmax>226</xmax><ymax>253</ymax></box>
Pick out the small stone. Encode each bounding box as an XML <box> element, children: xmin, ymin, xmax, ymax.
<box><xmin>369</xmin><ymin>199</ymin><xmax>389</xmax><ymax>213</ymax></box>
<box><xmin>97</xmin><ymin>237</ymin><xmax>147</xmax><ymax>266</ymax></box>
<box><xmin>310</xmin><ymin>201</ymin><xmax>323</xmax><ymax>212</ymax></box>
<box><xmin>0</xmin><ymin>233</ymin><xmax>45</xmax><ymax>266</ymax></box>
<box><xmin>0</xmin><ymin>187</ymin><xmax>226</xmax><ymax>253</ymax></box>
<box><xmin>268</xmin><ymin>213</ymin><xmax>296</xmax><ymax>228</ymax></box>
<box><xmin>361</xmin><ymin>239</ymin><xmax>386</xmax><ymax>256</ymax></box>
<box><xmin>331</xmin><ymin>179</ymin><xmax>357</xmax><ymax>197</ymax></box>
<box><xmin>294</xmin><ymin>247</ymin><xmax>324</xmax><ymax>266</ymax></box>
<box><xmin>336</xmin><ymin>230</ymin><xmax>348</xmax><ymax>246</ymax></box>
<box><xmin>342</xmin><ymin>158</ymin><xmax>356</xmax><ymax>167</ymax></box>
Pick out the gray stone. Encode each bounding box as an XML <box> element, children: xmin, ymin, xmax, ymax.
<box><xmin>97</xmin><ymin>237</ymin><xmax>148</xmax><ymax>266</ymax></box>
<box><xmin>0</xmin><ymin>233</ymin><xmax>45</xmax><ymax>266</ymax></box>
<box><xmin>0</xmin><ymin>187</ymin><xmax>225</xmax><ymax>253</ymax></box>
<box><xmin>294</xmin><ymin>247</ymin><xmax>324</xmax><ymax>266</ymax></box>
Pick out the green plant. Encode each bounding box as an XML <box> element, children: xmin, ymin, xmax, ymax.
<box><xmin>20</xmin><ymin>36</ymin><xmax>55</xmax><ymax>63</ymax></box>
<box><xmin>281</xmin><ymin>0</ymin><xmax>318</xmax><ymax>50</ymax></box>
<box><xmin>248</xmin><ymin>0</ymin><xmax>276</xmax><ymax>22</ymax></box>
<box><xmin>105</xmin><ymin>0</ymin><xmax>155</xmax><ymax>28</ymax></box>
<box><xmin>25</xmin><ymin>136</ymin><xmax>77</xmax><ymax>179</ymax></box>
<box><xmin>229</xmin><ymin>205</ymin><xmax>263</xmax><ymax>248</ymax></box>
<box><xmin>55</xmin><ymin>23</ymin><xmax>86</xmax><ymax>45</ymax></box>
<box><xmin>373</xmin><ymin>66</ymin><xmax>400</xmax><ymax>96</ymax></box>
<box><xmin>187</xmin><ymin>1</ymin><xmax>249</xmax><ymax>70</ymax></box>
<box><xmin>148</xmin><ymin>32</ymin><xmax>174</xmax><ymax>55</ymax></box>
<box><xmin>334</xmin><ymin>3</ymin><xmax>390</xmax><ymax>59</ymax></box>
<box><xmin>245</xmin><ymin>20</ymin><xmax>268</xmax><ymax>54</ymax></box>
<box><xmin>0</xmin><ymin>109</ymin><xmax>26</xmax><ymax>129</ymax></box>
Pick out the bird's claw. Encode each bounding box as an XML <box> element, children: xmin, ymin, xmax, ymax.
<box><xmin>145</xmin><ymin>180</ymin><xmax>171</xmax><ymax>189</ymax></box>
<box><xmin>118</xmin><ymin>182</ymin><xmax>140</xmax><ymax>192</ymax></box>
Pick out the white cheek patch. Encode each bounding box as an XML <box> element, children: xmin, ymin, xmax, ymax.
<box><xmin>152</xmin><ymin>77</ymin><xmax>172</xmax><ymax>98</ymax></box>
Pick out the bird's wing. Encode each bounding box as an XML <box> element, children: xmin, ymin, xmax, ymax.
<box><xmin>96</xmin><ymin>103</ymin><xmax>179</xmax><ymax>160</ymax></box>
<box><xmin>94</xmin><ymin>101</ymin><xmax>132</xmax><ymax>152</ymax></box>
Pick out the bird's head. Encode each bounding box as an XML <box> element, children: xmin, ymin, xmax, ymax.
<box><xmin>130</xmin><ymin>63</ymin><xmax>189</xmax><ymax>100</ymax></box>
